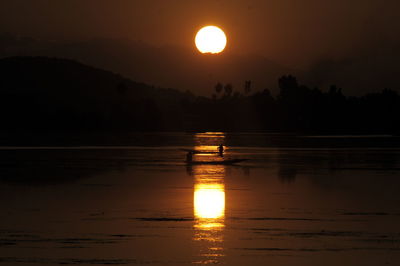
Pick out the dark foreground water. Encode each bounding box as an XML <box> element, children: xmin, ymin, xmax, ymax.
<box><xmin>0</xmin><ymin>133</ymin><xmax>400</xmax><ymax>265</ymax></box>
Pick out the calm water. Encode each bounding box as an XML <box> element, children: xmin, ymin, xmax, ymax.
<box><xmin>0</xmin><ymin>132</ymin><xmax>400</xmax><ymax>265</ymax></box>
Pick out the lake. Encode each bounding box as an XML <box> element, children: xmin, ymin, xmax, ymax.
<box><xmin>0</xmin><ymin>132</ymin><xmax>400</xmax><ymax>265</ymax></box>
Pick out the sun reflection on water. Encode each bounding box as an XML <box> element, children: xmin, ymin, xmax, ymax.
<box><xmin>192</xmin><ymin>132</ymin><xmax>226</xmax><ymax>264</ymax></box>
<box><xmin>194</xmin><ymin>183</ymin><xmax>225</xmax><ymax>224</ymax></box>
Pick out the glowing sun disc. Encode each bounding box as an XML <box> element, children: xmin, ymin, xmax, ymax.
<box><xmin>195</xmin><ymin>26</ymin><xmax>227</xmax><ymax>54</ymax></box>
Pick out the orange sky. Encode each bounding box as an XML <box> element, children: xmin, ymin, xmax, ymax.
<box><xmin>1</xmin><ymin>0</ymin><xmax>399</xmax><ymax>68</ymax></box>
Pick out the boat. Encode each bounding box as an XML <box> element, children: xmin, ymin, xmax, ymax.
<box><xmin>186</xmin><ymin>159</ymin><xmax>248</xmax><ymax>165</ymax></box>
<box><xmin>180</xmin><ymin>148</ymin><xmax>220</xmax><ymax>154</ymax></box>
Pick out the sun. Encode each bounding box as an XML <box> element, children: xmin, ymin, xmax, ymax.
<box><xmin>195</xmin><ymin>26</ymin><xmax>227</xmax><ymax>54</ymax></box>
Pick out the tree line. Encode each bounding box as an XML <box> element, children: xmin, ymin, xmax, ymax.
<box><xmin>181</xmin><ymin>75</ymin><xmax>399</xmax><ymax>133</ymax></box>
<box><xmin>0</xmin><ymin>57</ymin><xmax>398</xmax><ymax>134</ymax></box>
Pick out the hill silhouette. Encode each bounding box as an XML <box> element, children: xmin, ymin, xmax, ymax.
<box><xmin>0</xmin><ymin>56</ymin><xmax>399</xmax><ymax>140</ymax></box>
<box><xmin>1</xmin><ymin>34</ymin><xmax>400</xmax><ymax>96</ymax></box>
<box><xmin>0</xmin><ymin>35</ymin><xmax>296</xmax><ymax>96</ymax></box>
<box><xmin>0</xmin><ymin>56</ymin><xmax>189</xmax><ymax>131</ymax></box>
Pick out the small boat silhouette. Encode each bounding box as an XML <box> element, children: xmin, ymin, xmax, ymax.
<box><xmin>180</xmin><ymin>148</ymin><xmax>220</xmax><ymax>154</ymax></box>
<box><xmin>186</xmin><ymin>159</ymin><xmax>248</xmax><ymax>165</ymax></box>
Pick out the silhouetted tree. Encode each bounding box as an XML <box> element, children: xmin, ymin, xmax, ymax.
<box><xmin>215</xmin><ymin>82</ymin><xmax>223</xmax><ymax>96</ymax></box>
<box><xmin>224</xmin><ymin>83</ymin><xmax>233</xmax><ymax>97</ymax></box>
<box><xmin>329</xmin><ymin>85</ymin><xmax>338</xmax><ymax>95</ymax></box>
<box><xmin>244</xmin><ymin>80</ymin><xmax>252</xmax><ymax>94</ymax></box>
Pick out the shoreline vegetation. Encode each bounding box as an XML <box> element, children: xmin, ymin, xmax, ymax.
<box><xmin>0</xmin><ymin>56</ymin><xmax>398</xmax><ymax>139</ymax></box>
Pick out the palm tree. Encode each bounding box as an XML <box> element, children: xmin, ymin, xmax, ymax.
<box><xmin>215</xmin><ymin>82</ymin><xmax>223</xmax><ymax>96</ymax></box>
<box><xmin>244</xmin><ymin>80</ymin><xmax>252</xmax><ymax>95</ymax></box>
<box><xmin>224</xmin><ymin>83</ymin><xmax>233</xmax><ymax>97</ymax></box>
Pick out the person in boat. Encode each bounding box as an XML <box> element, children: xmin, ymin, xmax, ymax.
<box><xmin>186</xmin><ymin>151</ymin><xmax>193</xmax><ymax>163</ymax></box>
<box><xmin>218</xmin><ymin>144</ymin><xmax>224</xmax><ymax>157</ymax></box>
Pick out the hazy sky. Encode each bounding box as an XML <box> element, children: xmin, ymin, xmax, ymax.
<box><xmin>0</xmin><ymin>0</ymin><xmax>399</xmax><ymax>68</ymax></box>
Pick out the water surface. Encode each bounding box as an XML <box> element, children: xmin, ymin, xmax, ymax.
<box><xmin>0</xmin><ymin>132</ymin><xmax>399</xmax><ymax>265</ymax></box>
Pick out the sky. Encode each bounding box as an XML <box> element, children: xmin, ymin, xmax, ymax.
<box><xmin>1</xmin><ymin>0</ymin><xmax>399</xmax><ymax>69</ymax></box>
<box><xmin>1</xmin><ymin>0</ymin><xmax>400</xmax><ymax>95</ymax></box>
